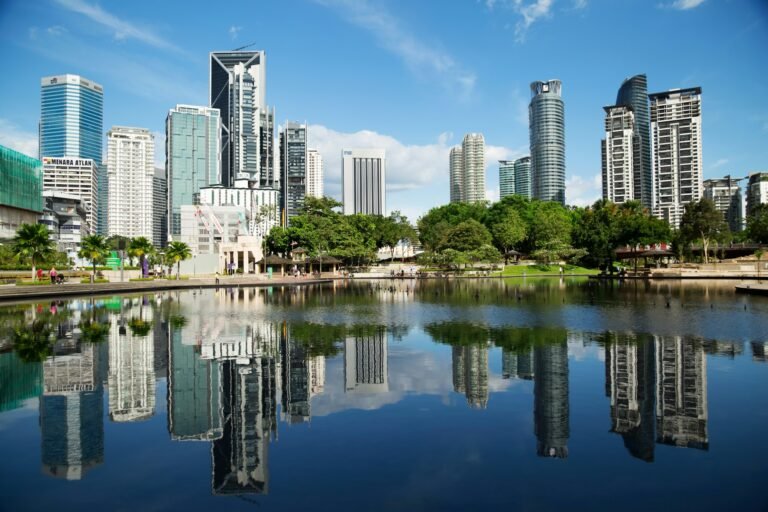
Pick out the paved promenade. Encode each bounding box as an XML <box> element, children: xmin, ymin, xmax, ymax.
<box><xmin>0</xmin><ymin>276</ymin><xmax>333</xmax><ymax>302</ymax></box>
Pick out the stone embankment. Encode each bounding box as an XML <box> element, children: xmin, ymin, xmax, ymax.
<box><xmin>0</xmin><ymin>275</ymin><xmax>333</xmax><ymax>302</ymax></box>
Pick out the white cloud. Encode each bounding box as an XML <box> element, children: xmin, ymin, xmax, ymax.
<box><xmin>565</xmin><ymin>173</ymin><xmax>601</xmax><ymax>207</ymax></box>
<box><xmin>515</xmin><ymin>0</ymin><xmax>554</xmax><ymax>42</ymax></box>
<box><xmin>310</xmin><ymin>125</ymin><xmax>519</xmax><ymax>203</ymax></box>
<box><xmin>709</xmin><ymin>158</ymin><xmax>729</xmax><ymax>170</ymax></box>
<box><xmin>315</xmin><ymin>0</ymin><xmax>476</xmax><ymax>98</ymax></box>
<box><xmin>670</xmin><ymin>0</ymin><xmax>705</xmax><ymax>9</ymax></box>
<box><xmin>46</xmin><ymin>25</ymin><xmax>68</xmax><ymax>36</ymax></box>
<box><xmin>53</xmin><ymin>0</ymin><xmax>182</xmax><ymax>53</ymax></box>
<box><xmin>228</xmin><ymin>25</ymin><xmax>242</xmax><ymax>40</ymax></box>
<box><xmin>0</xmin><ymin>119</ymin><xmax>38</xmax><ymax>158</ymax></box>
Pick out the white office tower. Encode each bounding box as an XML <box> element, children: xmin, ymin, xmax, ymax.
<box><xmin>42</xmin><ymin>157</ymin><xmax>99</xmax><ymax>233</ymax></box>
<box><xmin>107</xmin><ymin>127</ymin><xmax>155</xmax><ymax>239</ymax></box>
<box><xmin>602</xmin><ymin>106</ymin><xmax>643</xmax><ymax>205</ymax></box>
<box><xmin>449</xmin><ymin>146</ymin><xmax>463</xmax><ymax>203</ymax></box>
<box><xmin>649</xmin><ymin>87</ymin><xmax>703</xmax><ymax>227</ymax></box>
<box><xmin>342</xmin><ymin>148</ymin><xmax>386</xmax><ymax>215</ymax></box>
<box><xmin>307</xmin><ymin>149</ymin><xmax>324</xmax><ymax>199</ymax></box>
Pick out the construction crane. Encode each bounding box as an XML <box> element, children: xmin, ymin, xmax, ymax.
<box><xmin>232</xmin><ymin>42</ymin><xmax>257</xmax><ymax>52</ymax></box>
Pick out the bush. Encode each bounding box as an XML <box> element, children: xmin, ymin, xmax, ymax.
<box><xmin>15</xmin><ymin>280</ymin><xmax>53</xmax><ymax>286</ymax></box>
<box><xmin>81</xmin><ymin>278</ymin><xmax>110</xmax><ymax>284</ymax></box>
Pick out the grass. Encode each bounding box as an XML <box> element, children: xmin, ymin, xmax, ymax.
<box><xmin>493</xmin><ymin>264</ymin><xmax>598</xmax><ymax>277</ymax></box>
<box><xmin>80</xmin><ymin>278</ymin><xmax>110</xmax><ymax>284</ymax></box>
<box><xmin>15</xmin><ymin>280</ymin><xmax>55</xmax><ymax>286</ymax></box>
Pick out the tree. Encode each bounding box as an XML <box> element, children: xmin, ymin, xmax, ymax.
<box><xmin>679</xmin><ymin>198</ymin><xmax>728</xmax><ymax>264</ymax></box>
<box><xmin>417</xmin><ymin>202</ymin><xmax>488</xmax><ymax>251</ymax></box>
<box><xmin>12</xmin><ymin>318</ymin><xmax>54</xmax><ymax>362</ymax></box>
<box><xmin>78</xmin><ymin>234</ymin><xmax>110</xmax><ymax>281</ymax></box>
<box><xmin>13</xmin><ymin>223</ymin><xmax>55</xmax><ymax>280</ymax></box>
<box><xmin>491</xmin><ymin>209</ymin><xmax>527</xmax><ymax>263</ymax></box>
<box><xmin>439</xmin><ymin>219</ymin><xmax>492</xmax><ymax>252</ymax></box>
<box><xmin>572</xmin><ymin>200</ymin><xmax>620</xmax><ymax>267</ymax></box>
<box><xmin>528</xmin><ymin>202</ymin><xmax>573</xmax><ymax>262</ymax></box>
<box><xmin>129</xmin><ymin>237</ymin><xmax>154</xmax><ymax>277</ymax></box>
<box><xmin>746</xmin><ymin>204</ymin><xmax>768</xmax><ymax>243</ymax></box>
<box><xmin>469</xmin><ymin>244</ymin><xmax>502</xmax><ymax>265</ymax></box>
<box><xmin>165</xmin><ymin>241</ymin><xmax>191</xmax><ymax>279</ymax></box>
<box><xmin>615</xmin><ymin>201</ymin><xmax>670</xmax><ymax>270</ymax></box>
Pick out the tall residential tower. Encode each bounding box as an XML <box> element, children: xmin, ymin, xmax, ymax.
<box><xmin>306</xmin><ymin>149</ymin><xmax>324</xmax><ymax>199</ymax></box>
<box><xmin>529</xmin><ymin>80</ymin><xmax>565</xmax><ymax>204</ymax></box>
<box><xmin>649</xmin><ymin>87</ymin><xmax>703</xmax><ymax>227</ymax></box>
<box><xmin>280</xmin><ymin>122</ymin><xmax>308</xmax><ymax>225</ymax></box>
<box><xmin>615</xmin><ymin>75</ymin><xmax>652</xmax><ymax>208</ymax></box>
<box><xmin>449</xmin><ymin>134</ymin><xmax>486</xmax><ymax>203</ymax></box>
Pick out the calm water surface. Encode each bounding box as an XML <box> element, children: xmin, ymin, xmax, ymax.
<box><xmin>1</xmin><ymin>278</ymin><xmax>767</xmax><ymax>511</ymax></box>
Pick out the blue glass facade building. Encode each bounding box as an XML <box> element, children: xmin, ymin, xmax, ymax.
<box><xmin>616</xmin><ymin>74</ymin><xmax>652</xmax><ymax>209</ymax></box>
<box><xmin>166</xmin><ymin>105</ymin><xmax>221</xmax><ymax>238</ymax></box>
<box><xmin>40</xmin><ymin>75</ymin><xmax>105</xmax><ymax>233</ymax></box>
<box><xmin>529</xmin><ymin>80</ymin><xmax>565</xmax><ymax>205</ymax></box>
<box><xmin>514</xmin><ymin>156</ymin><xmax>532</xmax><ymax>199</ymax></box>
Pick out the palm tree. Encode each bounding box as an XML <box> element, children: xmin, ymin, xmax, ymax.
<box><xmin>165</xmin><ymin>241</ymin><xmax>191</xmax><ymax>280</ymax></box>
<box><xmin>13</xmin><ymin>223</ymin><xmax>55</xmax><ymax>281</ymax></box>
<box><xmin>79</xmin><ymin>234</ymin><xmax>110</xmax><ymax>282</ymax></box>
<box><xmin>129</xmin><ymin>237</ymin><xmax>154</xmax><ymax>277</ymax></box>
<box><xmin>13</xmin><ymin>319</ymin><xmax>54</xmax><ymax>363</ymax></box>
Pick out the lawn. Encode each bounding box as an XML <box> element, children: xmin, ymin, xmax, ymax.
<box><xmin>493</xmin><ymin>264</ymin><xmax>598</xmax><ymax>276</ymax></box>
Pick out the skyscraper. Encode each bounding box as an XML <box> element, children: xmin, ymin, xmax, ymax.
<box><xmin>449</xmin><ymin>146</ymin><xmax>463</xmax><ymax>203</ymax></box>
<box><xmin>108</xmin><ymin>309</ymin><xmax>156</xmax><ymax>422</ymax></box>
<box><xmin>602</xmin><ymin>105</ymin><xmax>644</xmax><ymax>205</ymax></box>
<box><xmin>451</xmin><ymin>344</ymin><xmax>489</xmax><ymax>408</ymax></box>
<box><xmin>40</xmin><ymin>74</ymin><xmax>106</xmax><ymax>233</ymax></box>
<box><xmin>166</xmin><ymin>105</ymin><xmax>221</xmax><ymax>239</ymax></box>
<box><xmin>650</xmin><ymin>87</ymin><xmax>703</xmax><ymax>227</ymax></box>
<box><xmin>306</xmin><ymin>149</ymin><xmax>324</xmax><ymax>199</ymax></box>
<box><xmin>615</xmin><ymin>74</ymin><xmax>652</xmax><ymax>208</ymax></box>
<box><xmin>210</xmin><ymin>51</ymin><xmax>274</xmax><ymax>187</ymax></box>
<box><xmin>106</xmin><ymin>126</ymin><xmax>155</xmax><ymax>239</ymax></box>
<box><xmin>703</xmin><ymin>177</ymin><xmax>743</xmax><ymax>232</ymax></box>
<box><xmin>449</xmin><ymin>134</ymin><xmax>486</xmax><ymax>203</ymax></box>
<box><xmin>529</xmin><ymin>80</ymin><xmax>565</xmax><ymax>204</ymax></box>
<box><xmin>341</xmin><ymin>148</ymin><xmax>386</xmax><ymax>215</ymax></box>
<box><xmin>280</xmin><ymin>122</ymin><xmax>308</xmax><ymax>225</ymax></box>
<box><xmin>499</xmin><ymin>160</ymin><xmax>515</xmax><ymax>199</ymax></box>
<box><xmin>0</xmin><ymin>145</ymin><xmax>44</xmax><ymax>239</ymax></box>
<box><xmin>513</xmin><ymin>156</ymin><xmax>532</xmax><ymax>199</ymax></box>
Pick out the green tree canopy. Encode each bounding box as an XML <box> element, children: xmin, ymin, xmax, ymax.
<box><xmin>439</xmin><ymin>219</ymin><xmax>492</xmax><ymax>252</ymax></box>
<box><xmin>491</xmin><ymin>209</ymin><xmax>527</xmax><ymax>262</ymax></box>
<box><xmin>79</xmin><ymin>234</ymin><xmax>110</xmax><ymax>279</ymax></box>
<box><xmin>129</xmin><ymin>236</ymin><xmax>154</xmax><ymax>276</ymax></box>
<box><xmin>13</xmin><ymin>223</ymin><xmax>55</xmax><ymax>280</ymax></box>
<box><xmin>746</xmin><ymin>204</ymin><xmax>768</xmax><ymax>243</ymax></box>
<box><xmin>165</xmin><ymin>241</ymin><xmax>191</xmax><ymax>279</ymax></box>
<box><xmin>679</xmin><ymin>198</ymin><xmax>728</xmax><ymax>264</ymax></box>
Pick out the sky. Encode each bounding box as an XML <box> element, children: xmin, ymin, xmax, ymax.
<box><xmin>1</xmin><ymin>0</ymin><xmax>767</xmax><ymax>222</ymax></box>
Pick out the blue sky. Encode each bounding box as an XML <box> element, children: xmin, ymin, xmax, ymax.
<box><xmin>1</xmin><ymin>0</ymin><xmax>767</xmax><ymax>221</ymax></box>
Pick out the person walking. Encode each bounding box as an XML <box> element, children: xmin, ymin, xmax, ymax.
<box><xmin>36</xmin><ymin>268</ymin><xmax>43</xmax><ymax>281</ymax></box>
<box><xmin>49</xmin><ymin>267</ymin><xmax>57</xmax><ymax>284</ymax></box>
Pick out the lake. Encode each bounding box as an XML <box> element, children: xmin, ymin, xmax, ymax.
<box><xmin>0</xmin><ymin>278</ymin><xmax>767</xmax><ymax>511</ymax></box>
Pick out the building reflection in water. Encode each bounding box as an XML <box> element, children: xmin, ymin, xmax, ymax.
<box><xmin>604</xmin><ymin>333</ymin><xmax>656</xmax><ymax>462</ymax></box>
<box><xmin>40</xmin><ymin>309</ymin><xmax>107</xmax><ymax>480</ymax></box>
<box><xmin>751</xmin><ymin>341</ymin><xmax>768</xmax><ymax>363</ymax></box>
<box><xmin>452</xmin><ymin>344</ymin><xmax>489</xmax><ymax>408</ymax></box>
<box><xmin>108</xmin><ymin>300</ymin><xmax>156</xmax><ymax>422</ymax></box>
<box><xmin>533</xmin><ymin>341</ymin><xmax>569</xmax><ymax>459</ymax></box>
<box><xmin>345</xmin><ymin>328</ymin><xmax>388</xmax><ymax>394</ymax></box>
<box><xmin>604</xmin><ymin>333</ymin><xmax>709</xmax><ymax>459</ymax></box>
<box><xmin>655</xmin><ymin>336</ymin><xmax>708</xmax><ymax>450</ymax></box>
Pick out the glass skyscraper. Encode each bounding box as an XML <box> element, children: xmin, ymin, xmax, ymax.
<box><xmin>166</xmin><ymin>105</ymin><xmax>221</xmax><ymax>238</ymax></box>
<box><xmin>40</xmin><ymin>75</ymin><xmax>105</xmax><ymax>234</ymax></box>
<box><xmin>210</xmin><ymin>51</ymin><xmax>275</xmax><ymax>188</ymax></box>
<box><xmin>529</xmin><ymin>80</ymin><xmax>565</xmax><ymax>205</ymax></box>
<box><xmin>514</xmin><ymin>155</ymin><xmax>532</xmax><ymax>199</ymax></box>
<box><xmin>280</xmin><ymin>122</ymin><xmax>307</xmax><ymax>226</ymax></box>
<box><xmin>499</xmin><ymin>160</ymin><xmax>515</xmax><ymax>199</ymax></box>
<box><xmin>615</xmin><ymin>74</ymin><xmax>652</xmax><ymax>209</ymax></box>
